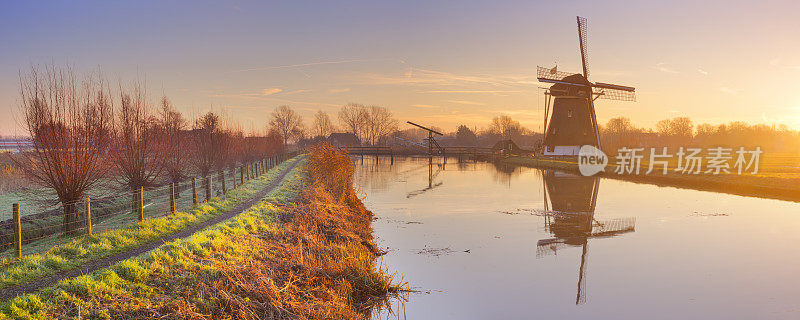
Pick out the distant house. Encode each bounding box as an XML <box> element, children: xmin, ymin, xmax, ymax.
<box><xmin>492</xmin><ymin>139</ymin><xmax>528</xmax><ymax>155</ymax></box>
<box><xmin>327</xmin><ymin>132</ymin><xmax>361</xmax><ymax>147</ymax></box>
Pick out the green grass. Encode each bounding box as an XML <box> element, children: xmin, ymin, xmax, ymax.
<box><xmin>0</xmin><ymin>159</ymin><xmax>307</xmax><ymax>319</ymax></box>
<box><xmin>0</xmin><ymin>157</ymin><xmax>301</xmax><ymax>291</ymax></box>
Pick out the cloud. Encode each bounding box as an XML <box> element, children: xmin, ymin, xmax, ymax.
<box><xmin>654</xmin><ymin>62</ymin><xmax>679</xmax><ymax>74</ymax></box>
<box><xmin>698</xmin><ymin>69</ymin><xmax>708</xmax><ymax>75</ymax></box>
<box><xmin>356</xmin><ymin>67</ymin><xmax>537</xmax><ymax>87</ymax></box>
<box><xmin>719</xmin><ymin>86</ymin><xmax>738</xmax><ymax>94</ymax></box>
<box><xmin>207</xmin><ymin>91</ymin><xmax>339</xmax><ymax>108</ymax></box>
<box><xmin>769</xmin><ymin>58</ymin><xmax>800</xmax><ymax>70</ymax></box>
<box><xmin>447</xmin><ymin>100</ymin><xmax>486</xmax><ymax>106</ymax></box>
<box><xmin>328</xmin><ymin>88</ymin><xmax>350</xmax><ymax>93</ymax></box>
<box><xmin>262</xmin><ymin>88</ymin><xmax>283</xmax><ymax>96</ymax></box>
<box><xmin>412</xmin><ymin>104</ymin><xmax>441</xmax><ymax>109</ymax></box>
<box><xmin>282</xmin><ymin>89</ymin><xmax>311</xmax><ymax>95</ymax></box>
<box><xmin>422</xmin><ymin>90</ymin><xmax>523</xmax><ymax>94</ymax></box>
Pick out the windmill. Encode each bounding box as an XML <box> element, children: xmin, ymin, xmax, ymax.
<box><xmin>537</xmin><ymin>170</ymin><xmax>635</xmax><ymax>304</ymax></box>
<box><xmin>539</xmin><ymin>16</ymin><xmax>636</xmax><ymax>156</ymax></box>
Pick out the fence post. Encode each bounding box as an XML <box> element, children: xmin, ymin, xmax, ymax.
<box><xmin>170</xmin><ymin>183</ymin><xmax>176</xmax><ymax>215</ymax></box>
<box><xmin>86</xmin><ymin>197</ymin><xmax>92</xmax><ymax>236</ymax></box>
<box><xmin>240</xmin><ymin>165</ymin><xmax>244</xmax><ymax>184</ymax></box>
<box><xmin>13</xmin><ymin>203</ymin><xmax>21</xmax><ymax>259</ymax></box>
<box><xmin>138</xmin><ymin>187</ymin><xmax>144</xmax><ymax>222</ymax></box>
<box><xmin>221</xmin><ymin>171</ymin><xmax>227</xmax><ymax>194</ymax></box>
<box><xmin>233</xmin><ymin>167</ymin><xmax>238</xmax><ymax>189</ymax></box>
<box><xmin>192</xmin><ymin>177</ymin><xmax>198</xmax><ymax>205</ymax></box>
<box><xmin>206</xmin><ymin>175</ymin><xmax>213</xmax><ymax>202</ymax></box>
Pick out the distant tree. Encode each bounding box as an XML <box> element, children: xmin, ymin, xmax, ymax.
<box><xmin>16</xmin><ymin>65</ymin><xmax>114</xmax><ymax>234</ymax></box>
<box><xmin>312</xmin><ymin>110</ymin><xmax>335</xmax><ymax>138</ymax></box>
<box><xmin>455</xmin><ymin>125</ymin><xmax>477</xmax><ymax>145</ymax></box>
<box><xmin>656</xmin><ymin>117</ymin><xmax>693</xmax><ymax>146</ymax></box>
<box><xmin>363</xmin><ymin>105</ymin><xmax>397</xmax><ymax>145</ymax></box>
<box><xmin>269</xmin><ymin>105</ymin><xmax>303</xmax><ymax>146</ymax></box>
<box><xmin>489</xmin><ymin>114</ymin><xmax>526</xmax><ymax>141</ymax></box>
<box><xmin>159</xmin><ymin>96</ymin><xmax>189</xmax><ymax>186</ymax></box>
<box><xmin>192</xmin><ymin>111</ymin><xmax>224</xmax><ymax>179</ymax></box>
<box><xmin>338</xmin><ymin>103</ymin><xmax>368</xmax><ymax>143</ymax></box>
<box><xmin>656</xmin><ymin>117</ymin><xmax>693</xmax><ymax>139</ymax></box>
<box><xmin>265</xmin><ymin>128</ymin><xmax>285</xmax><ymax>155</ymax></box>
<box><xmin>605</xmin><ymin>117</ymin><xmax>634</xmax><ymax>135</ymax></box>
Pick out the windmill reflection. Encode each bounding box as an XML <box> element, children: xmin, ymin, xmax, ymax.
<box><xmin>537</xmin><ymin>170</ymin><xmax>635</xmax><ymax>304</ymax></box>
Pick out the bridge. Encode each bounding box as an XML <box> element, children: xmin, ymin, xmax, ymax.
<box><xmin>340</xmin><ymin>145</ymin><xmax>497</xmax><ymax>162</ymax></box>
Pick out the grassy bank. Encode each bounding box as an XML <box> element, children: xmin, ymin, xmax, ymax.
<box><xmin>1</xmin><ymin>144</ymin><xmax>400</xmax><ymax>319</ymax></box>
<box><xmin>0</xmin><ymin>157</ymin><xmax>300</xmax><ymax>290</ymax></box>
<box><xmin>503</xmin><ymin>155</ymin><xmax>800</xmax><ymax>202</ymax></box>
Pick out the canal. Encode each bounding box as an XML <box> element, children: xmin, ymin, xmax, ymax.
<box><xmin>356</xmin><ymin>156</ymin><xmax>800</xmax><ymax>319</ymax></box>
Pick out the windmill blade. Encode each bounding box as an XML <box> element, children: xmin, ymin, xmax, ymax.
<box><xmin>536</xmin><ymin>66</ymin><xmax>579</xmax><ymax>82</ymax></box>
<box><xmin>590</xmin><ymin>217</ymin><xmax>636</xmax><ymax>236</ymax></box>
<box><xmin>536</xmin><ymin>238</ymin><xmax>572</xmax><ymax>258</ymax></box>
<box><xmin>577</xmin><ymin>16</ymin><xmax>590</xmax><ymax>79</ymax></box>
<box><xmin>576</xmin><ymin>241</ymin><xmax>589</xmax><ymax>304</ymax></box>
<box><xmin>593</xmin><ymin>87</ymin><xmax>636</xmax><ymax>102</ymax></box>
<box><xmin>577</xmin><ymin>16</ymin><xmax>590</xmax><ymax>78</ymax></box>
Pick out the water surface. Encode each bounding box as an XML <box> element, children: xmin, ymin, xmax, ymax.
<box><xmin>357</xmin><ymin>156</ymin><xmax>800</xmax><ymax>319</ymax></box>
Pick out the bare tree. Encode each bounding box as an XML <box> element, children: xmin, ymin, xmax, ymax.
<box><xmin>16</xmin><ymin>65</ymin><xmax>114</xmax><ymax>234</ymax></box>
<box><xmin>363</xmin><ymin>105</ymin><xmax>397</xmax><ymax>145</ymax></box>
<box><xmin>312</xmin><ymin>110</ymin><xmax>335</xmax><ymax>138</ymax></box>
<box><xmin>192</xmin><ymin>111</ymin><xmax>224</xmax><ymax>179</ymax></box>
<box><xmin>269</xmin><ymin>105</ymin><xmax>303</xmax><ymax>146</ymax></box>
<box><xmin>338</xmin><ymin>103</ymin><xmax>367</xmax><ymax>143</ymax></box>
<box><xmin>159</xmin><ymin>96</ymin><xmax>188</xmax><ymax>186</ymax></box>
<box><xmin>112</xmin><ymin>81</ymin><xmax>165</xmax><ymax>206</ymax></box>
<box><xmin>265</xmin><ymin>128</ymin><xmax>285</xmax><ymax>155</ymax></box>
<box><xmin>489</xmin><ymin>114</ymin><xmax>526</xmax><ymax>141</ymax></box>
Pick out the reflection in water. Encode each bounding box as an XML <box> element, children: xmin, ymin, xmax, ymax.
<box><xmin>490</xmin><ymin>161</ymin><xmax>525</xmax><ymax>185</ymax></box>
<box><xmin>538</xmin><ymin>170</ymin><xmax>635</xmax><ymax>304</ymax></box>
<box><xmin>407</xmin><ymin>158</ymin><xmax>443</xmax><ymax>198</ymax></box>
<box><xmin>359</xmin><ymin>156</ymin><xmax>800</xmax><ymax>319</ymax></box>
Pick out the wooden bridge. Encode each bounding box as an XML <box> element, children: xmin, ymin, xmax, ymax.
<box><xmin>340</xmin><ymin>145</ymin><xmax>497</xmax><ymax>159</ymax></box>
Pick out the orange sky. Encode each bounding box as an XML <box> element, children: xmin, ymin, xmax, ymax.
<box><xmin>2</xmin><ymin>1</ymin><xmax>800</xmax><ymax>136</ymax></box>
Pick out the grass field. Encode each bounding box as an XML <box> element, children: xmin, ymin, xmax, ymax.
<box><xmin>0</xmin><ymin>145</ymin><xmax>401</xmax><ymax>319</ymax></box>
<box><xmin>0</xmin><ymin>157</ymin><xmax>300</xmax><ymax>290</ymax></box>
<box><xmin>0</xmin><ymin>163</ymin><xmax>272</xmax><ymax>259</ymax></box>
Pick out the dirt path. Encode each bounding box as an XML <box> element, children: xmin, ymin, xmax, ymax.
<box><xmin>0</xmin><ymin>158</ymin><xmax>303</xmax><ymax>301</ymax></box>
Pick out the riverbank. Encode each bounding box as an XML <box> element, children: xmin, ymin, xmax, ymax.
<box><xmin>502</xmin><ymin>155</ymin><xmax>800</xmax><ymax>202</ymax></box>
<box><xmin>1</xmin><ymin>145</ymin><xmax>400</xmax><ymax>319</ymax></box>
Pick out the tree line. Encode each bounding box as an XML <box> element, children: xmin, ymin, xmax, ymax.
<box><xmin>268</xmin><ymin>103</ymin><xmax>399</xmax><ymax>146</ymax></box>
<box><xmin>15</xmin><ymin>65</ymin><xmax>284</xmax><ymax>233</ymax></box>
<box><xmin>601</xmin><ymin>116</ymin><xmax>800</xmax><ymax>153</ymax></box>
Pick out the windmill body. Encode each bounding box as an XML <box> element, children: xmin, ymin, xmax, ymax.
<box><xmin>539</xmin><ymin>16</ymin><xmax>636</xmax><ymax>156</ymax></box>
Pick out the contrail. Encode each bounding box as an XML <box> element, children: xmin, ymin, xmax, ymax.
<box><xmin>232</xmin><ymin>59</ymin><xmax>372</xmax><ymax>72</ymax></box>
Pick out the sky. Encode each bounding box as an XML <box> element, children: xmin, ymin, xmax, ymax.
<box><xmin>2</xmin><ymin>0</ymin><xmax>800</xmax><ymax>136</ymax></box>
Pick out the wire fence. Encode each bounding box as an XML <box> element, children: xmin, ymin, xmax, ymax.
<box><xmin>0</xmin><ymin>152</ymin><xmax>298</xmax><ymax>259</ymax></box>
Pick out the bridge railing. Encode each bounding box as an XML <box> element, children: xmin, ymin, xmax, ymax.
<box><xmin>341</xmin><ymin>146</ymin><xmax>393</xmax><ymax>155</ymax></box>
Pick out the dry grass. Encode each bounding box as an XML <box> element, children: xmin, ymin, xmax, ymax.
<box><xmin>0</xmin><ymin>159</ymin><xmax>25</xmax><ymax>194</ymax></box>
<box><xmin>152</xmin><ymin>144</ymin><xmax>402</xmax><ymax>319</ymax></box>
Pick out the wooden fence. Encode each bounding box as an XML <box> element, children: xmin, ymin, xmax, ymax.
<box><xmin>0</xmin><ymin>151</ymin><xmax>298</xmax><ymax>259</ymax></box>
